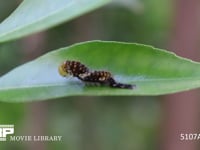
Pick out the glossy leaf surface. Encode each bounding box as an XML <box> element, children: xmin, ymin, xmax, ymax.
<box><xmin>0</xmin><ymin>41</ymin><xmax>200</xmax><ymax>102</ymax></box>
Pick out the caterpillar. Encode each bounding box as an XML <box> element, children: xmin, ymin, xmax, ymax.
<box><xmin>58</xmin><ymin>60</ymin><xmax>135</xmax><ymax>89</ymax></box>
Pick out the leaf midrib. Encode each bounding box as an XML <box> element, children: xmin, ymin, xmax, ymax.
<box><xmin>0</xmin><ymin>77</ymin><xmax>200</xmax><ymax>91</ymax></box>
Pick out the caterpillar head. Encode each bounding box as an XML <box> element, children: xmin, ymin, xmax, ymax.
<box><xmin>58</xmin><ymin>61</ymin><xmax>72</xmax><ymax>77</ymax></box>
<box><xmin>58</xmin><ymin>60</ymin><xmax>89</xmax><ymax>77</ymax></box>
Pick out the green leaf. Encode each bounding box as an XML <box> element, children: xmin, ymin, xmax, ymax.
<box><xmin>0</xmin><ymin>41</ymin><xmax>200</xmax><ymax>102</ymax></box>
<box><xmin>0</xmin><ymin>0</ymin><xmax>110</xmax><ymax>43</ymax></box>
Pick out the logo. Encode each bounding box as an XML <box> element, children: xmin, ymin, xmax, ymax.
<box><xmin>0</xmin><ymin>124</ymin><xmax>62</xmax><ymax>142</ymax></box>
<box><xmin>0</xmin><ymin>125</ymin><xmax>14</xmax><ymax>141</ymax></box>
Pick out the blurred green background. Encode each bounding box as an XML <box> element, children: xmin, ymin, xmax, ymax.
<box><xmin>0</xmin><ymin>0</ymin><xmax>173</xmax><ymax>149</ymax></box>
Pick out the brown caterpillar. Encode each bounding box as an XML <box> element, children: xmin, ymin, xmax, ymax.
<box><xmin>58</xmin><ymin>60</ymin><xmax>135</xmax><ymax>89</ymax></box>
